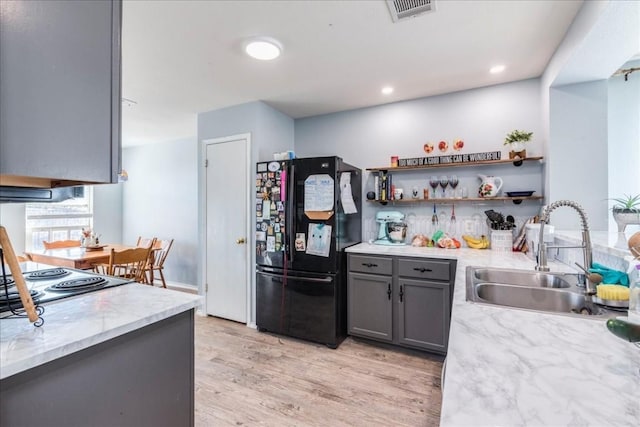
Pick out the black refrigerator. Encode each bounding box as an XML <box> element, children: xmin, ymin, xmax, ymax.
<box><xmin>255</xmin><ymin>156</ymin><xmax>361</xmax><ymax>348</ymax></box>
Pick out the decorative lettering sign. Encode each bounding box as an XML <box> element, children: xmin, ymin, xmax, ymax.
<box><xmin>397</xmin><ymin>151</ymin><xmax>501</xmax><ymax>167</ymax></box>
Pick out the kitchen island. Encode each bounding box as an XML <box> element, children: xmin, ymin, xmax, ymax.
<box><xmin>0</xmin><ymin>283</ymin><xmax>201</xmax><ymax>426</ymax></box>
<box><xmin>346</xmin><ymin>243</ymin><xmax>640</xmax><ymax>426</ymax></box>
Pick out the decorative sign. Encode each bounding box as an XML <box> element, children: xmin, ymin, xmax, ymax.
<box><xmin>397</xmin><ymin>151</ymin><xmax>501</xmax><ymax>167</ymax></box>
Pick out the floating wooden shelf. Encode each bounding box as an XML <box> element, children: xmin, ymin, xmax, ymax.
<box><xmin>367</xmin><ymin>156</ymin><xmax>544</xmax><ymax>172</ymax></box>
<box><xmin>368</xmin><ymin>195</ymin><xmax>544</xmax><ymax>204</ymax></box>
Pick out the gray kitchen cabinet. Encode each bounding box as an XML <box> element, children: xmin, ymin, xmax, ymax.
<box><xmin>347</xmin><ymin>254</ymin><xmax>393</xmax><ymax>341</ymax></box>
<box><xmin>0</xmin><ymin>0</ymin><xmax>122</xmax><ymax>188</ymax></box>
<box><xmin>348</xmin><ymin>272</ymin><xmax>393</xmax><ymax>342</ymax></box>
<box><xmin>1</xmin><ymin>309</ymin><xmax>195</xmax><ymax>427</ymax></box>
<box><xmin>347</xmin><ymin>254</ymin><xmax>456</xmax><ymax>354</ymax></box>
<box><xmin>397</xmin><ymin>278</ymin><xmax>450</xmax><ymax>352</ymax></box>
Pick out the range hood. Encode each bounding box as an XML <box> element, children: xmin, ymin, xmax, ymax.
<box><xmin>0</xmin><ymin>186</ymin><xmax>84</xmax><ymax>203</ymax></box>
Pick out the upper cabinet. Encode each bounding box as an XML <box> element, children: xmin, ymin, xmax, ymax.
<box><xmin>0</xmin><ymin>0</ymin><xmax>122</xmax><ymax>188</ymax></box>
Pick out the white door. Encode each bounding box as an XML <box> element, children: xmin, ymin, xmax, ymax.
<box><xmin>205</xmin><ymin>136</ymin><xmax>249</xmax><ymax>323</ymax></box>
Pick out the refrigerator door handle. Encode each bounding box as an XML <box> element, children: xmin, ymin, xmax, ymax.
<box><xmin>258</xmin><ymin>271</ymin><xmax>333</xmax><ymax>283</ymax></box>
<box><xmin>287</xmin><ymin>163</ymin><xmax>296</xmax><ymax>267</ymax></box>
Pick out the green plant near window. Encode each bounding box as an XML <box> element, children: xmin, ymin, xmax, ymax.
<box><xmin>610</xmin><ymin>194</ymin><xmax>640</xmax><ymax>212</ymax></box>
<box><xmin>504</xmin><ymin>129</ymin><xmax>533</xmax><ymax>145</ymax></box>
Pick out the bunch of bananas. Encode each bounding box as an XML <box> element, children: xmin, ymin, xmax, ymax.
<box><xmin>462</xmin><ymin>234</ymin><xmax>490</xmax><ymax>249</ymax></box>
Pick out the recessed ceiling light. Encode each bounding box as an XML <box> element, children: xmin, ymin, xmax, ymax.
<box><xmin>490</xmin><ymin>65</ymin><xmax>506</xmax><ymax>74</ymax></box>
<box><xmin>245</xmin><ymin>37</ymin><xmax>282</xmax><ymax>60</ymax></box>
<box><xmin>381</xmin><ymin>86</ymin><xmax>394</xmax><ymax>95</ymax></box>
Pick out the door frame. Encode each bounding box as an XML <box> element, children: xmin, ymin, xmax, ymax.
<box><xmin>200</xmin><ymin>133</ymin><xmax>252</xmax><ymax>325</ymax></box>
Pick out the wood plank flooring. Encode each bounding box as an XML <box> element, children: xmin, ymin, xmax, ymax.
<box><xmin>195</xmin><ymin>314</ymin><xmax>444</xmax><ymax>426</ymax></box>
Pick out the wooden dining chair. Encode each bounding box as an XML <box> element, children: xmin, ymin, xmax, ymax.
<box><xmin>136</xmin><ymin>236</ymin><xmax>156</xmax><ymax>249</ymax></box>
<box><xmin>96</xmin><ymin>247</ymin><xmax>152</xmax><ymax>283</ymax></box>
<box><xmin>145</xmin><ymin>238</ymin><xmax>174</xmax><ymax>288</ymax></box>
<box><xmin>43</xmin><ymin>240</ymin><xmax>81</xmax><ymax>249</ymax></box>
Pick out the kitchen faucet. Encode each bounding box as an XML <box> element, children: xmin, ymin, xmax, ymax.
<box><xmin>535</xmin><ymin>200</ymin><xmax>595</xmax><ymax>295</ymax></box>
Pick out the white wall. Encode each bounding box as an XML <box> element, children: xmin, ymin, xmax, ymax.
<box><xmin>122</xmin><ymin>138</ymin><xmax>199</xmax><ymax>286</ymax></box>
<box><xmin>608</xmin><ymin>59</ymin><xmax>640</xmax><ymax>233</ymax></box>
<box><xmin>0</xmin><ymin>204</ymin><xmax>26</xmax><ymax>254</ymax></box>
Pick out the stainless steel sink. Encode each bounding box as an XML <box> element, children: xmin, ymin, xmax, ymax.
<box><xmin>470</xmin><ymin>268</ymin><xmax>571</xmax><ymax>289</ymax></box>
<box><xmin>466</xmin><ymin>266</ymin><xmax>621</xmax><ymax>318</ymax></box>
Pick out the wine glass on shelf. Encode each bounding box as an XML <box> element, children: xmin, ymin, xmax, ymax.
<box><xmin>429</xmin><ymin>176</ymin><xmax>439</xmax><ymax>199</ymax></box>
<box><xmin>449</xmin><ymin>175</ymin><xmax>459</xmax><ymax>198</ymax></box>
<box><xmin>439</xmin><ymin>175</ymin><xmax>449</xmax><ymax>198</ymax></box>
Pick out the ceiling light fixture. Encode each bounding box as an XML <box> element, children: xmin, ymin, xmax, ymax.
<box><xmin>490</xmin><ymin>65</ymin><xmax>506</xmax><ymax>74</ymax></box>
<box><xmin>245</xmin><ymin>37</ymin><xmax>282</xmax><ymax>60</ymax></box>
<box><xmin>381</xmin><ymin>86</ymin><xmax>394</xmax><ymax>95</ymax></box>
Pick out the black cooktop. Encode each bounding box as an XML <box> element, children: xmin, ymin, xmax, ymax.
<box><xmin>0</xmin><ymin>267</ymin><xmax>134</xmax><ymax>315</ymax></box>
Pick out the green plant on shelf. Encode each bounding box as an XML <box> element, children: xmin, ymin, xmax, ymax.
<box><xmin>503</xmin><ymin>129</ymin><xmax>533</xmax><ymax>145</ymax></box>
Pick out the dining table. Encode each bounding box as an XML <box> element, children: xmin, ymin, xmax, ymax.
<box><xmin>26</xmin><ymin>244</ymin><xmax>138</xmax><ymax>271</ymax></box>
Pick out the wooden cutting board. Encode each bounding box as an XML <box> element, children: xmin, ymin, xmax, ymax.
<box><xmin>0</xmin><ymin>226</ymin><xmax>39</xmax><ymax>323</ymax></box>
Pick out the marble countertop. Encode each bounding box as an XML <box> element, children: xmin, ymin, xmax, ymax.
<box><xmin>346</xmin><ymin>243</ymin><xmax>640</xmax><ymax>426</ymax></box>
<box><xmin>0</xmin><ymin>284</ymin><xmax>201</xmax><ymax>379</ymax></box>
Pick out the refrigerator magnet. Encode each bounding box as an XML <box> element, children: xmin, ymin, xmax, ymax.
<box><xmin>295</xmin><ymin>233</ymin><xmax>306</xmax><ymax>251</ymax></box>
<box><xmin>274</xmin><ymin>224</ymin><xmax>280</xmax><ymax>233</ymax></box>
<box><xmin>256</xmin><ymin>231</ymin><xmax>266</xmax><ymax>241</ymax></box>
<box><xmin>266</xmin><ymin>236</ymin><xmax>276</xmax><ymax>252</ymax></box>
<box><xmin>275</xmin><ymin>232</ymin><xmax>282</xmax><ymax>243</ymax></box>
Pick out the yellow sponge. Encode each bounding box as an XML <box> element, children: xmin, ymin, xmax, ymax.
<box><xmin>596</xmin><ymin>284</ymin><xmax>630</xmax><ymax>301</ymax></box>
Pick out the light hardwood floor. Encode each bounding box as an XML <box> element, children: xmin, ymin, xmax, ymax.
<box><xmin>195</xmin><ymin>314</ymin><xmax>444</xmax><ymax>426</ymax></box>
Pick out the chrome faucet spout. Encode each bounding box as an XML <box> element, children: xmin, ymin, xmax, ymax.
<box><xmin>534</xmin><ymin>200</ymin><xmax>595</xmax><ymax>294</ymax></box>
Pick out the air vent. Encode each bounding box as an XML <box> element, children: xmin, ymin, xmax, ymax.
<box><xmin>386</xmin><ymin>0</ymin><xmax>436</xmax><ymax>22</ymax></box>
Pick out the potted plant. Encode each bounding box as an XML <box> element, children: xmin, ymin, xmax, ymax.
<box><xmin>611</xmin><ymin>194</ymin><xmax>640</xmax><ymax>232</ymax></box>
<box><xmin>504</xmin><ymin>129</ymin><xmax>533</xmax><ymax>159</ymax></box>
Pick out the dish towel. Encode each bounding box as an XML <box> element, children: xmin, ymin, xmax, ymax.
<box><xmin>589</xmin><ymin>262</ymin><xmax>630</xmax><ymax>286</ymax></box>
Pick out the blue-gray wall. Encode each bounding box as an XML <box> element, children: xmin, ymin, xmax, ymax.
<box><xmin>197</xmin><ymin>101</ymin><xmax>294</xmax><ymax>319</ymax></box>
<box><xmin>93</xmin><ymin>183</ymin><xmax>123</xmax><ymax>245</ymax></box>
<box><xmin>122</xmin><ymin>138</ymin><xmax>199</xmax><ymax>286</ymax></box>
<box><xmin>548</xmin><ymin>80</ymin><xmax>609</xmax><ymax>230</ymax></box>
<box><xmin>295</xmin><ymin>78</ymin><xmax>544</xmax><ymax>240</ymax></box>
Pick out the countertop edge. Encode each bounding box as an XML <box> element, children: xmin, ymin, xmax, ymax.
<box><xmin>1</xmin><ymin>285</ymin><xmax>202</xmax><ymax>380</ymax></box>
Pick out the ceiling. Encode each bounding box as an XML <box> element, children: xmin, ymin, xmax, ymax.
<box><xmin>121</xmin><ymin>0</ymin><xmax>584</xmax><ymax>147</ymax></box>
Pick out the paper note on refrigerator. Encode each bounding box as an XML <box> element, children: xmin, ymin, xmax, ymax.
<box><xmin>339</xmin><ymin>172</ymin><xmax>358</xmax><ymax>214</ymax></box>
<box><xmin>304</xmin><ymin>174</ymin><xmax>334</xmax><ymax>212</ymax></box>
<box><xmin>262</xmin><ymin>200</ymin><xmax>271</xmax><ymax>219</ymax></box>
<box><xmin>306</xmin><ymin>223</ymin><xmax>332</xmax><ymax>257</ymax></box>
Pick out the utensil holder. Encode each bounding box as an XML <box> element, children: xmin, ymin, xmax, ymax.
<box><xmin>490</xmin><ymin>230</ymin><xmax>513</xmax><ymax>252</ymax></box>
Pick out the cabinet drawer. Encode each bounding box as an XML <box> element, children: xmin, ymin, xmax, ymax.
<box><xmin>398</xmin><ymin>258</ymin><xmax>450</xmax><ymax>281</ymax></box>
<box><xmin>348</xmin><ymin>255</ymin><xmax>392</xmax><ymax>275</ymax></box>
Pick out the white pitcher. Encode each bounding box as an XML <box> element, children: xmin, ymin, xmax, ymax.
<box><xmin>478</xmin><ymin>174</ymin><xmax>503</xmax><ymax>198</ymax></box>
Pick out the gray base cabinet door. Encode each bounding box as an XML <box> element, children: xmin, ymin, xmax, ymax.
<box><xmin>397</xmin><ymin>278</ymin><xmax>450</xmax><ymax>352</ymax></box>
<box><xmin>348</xmin><ymin>272</ymin><xmax>392</xmax><ymax>342</ymax></box>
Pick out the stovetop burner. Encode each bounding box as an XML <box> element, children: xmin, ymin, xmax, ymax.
<box><xmin>26</xmin><ymin>268</ymin><xmax>71</xmax><ymax>281</ymax></box>
<box><xmin>48</xmin><ymin>276</ymin><xmax>108</xmax><ymax>292</ymax></box>
<box><xmin>1</xmin><ymin>275</ymin><xmax>15</xmax><ymax>287</ymax></box>
<box><xmin>0</xmin><ymin>288</ymin><xmax>41</xmax><ymax>305</ymax></box>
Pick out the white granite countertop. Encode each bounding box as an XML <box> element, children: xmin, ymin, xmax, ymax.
<box><xmin>0</xmin><ymin>284</ymin><xmax>201</xmax><ymax>379</ymax></box>
<box><xmin>346</xmin><ymin>243</ymin><xmax>640</xmax><ymax>426</ymax></box>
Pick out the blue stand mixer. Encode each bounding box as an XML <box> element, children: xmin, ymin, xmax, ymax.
<box><xmin>374</xmin><ymin>211</ymin><xmax>408</xmax><ymax>245</ymax></box>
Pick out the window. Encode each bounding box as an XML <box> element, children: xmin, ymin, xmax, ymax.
<box><xmin>25</xmin><ymin>187</ymin><xmax>93</xmax><ymax>251</ymax></box>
